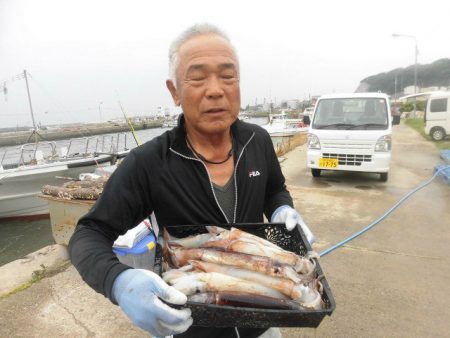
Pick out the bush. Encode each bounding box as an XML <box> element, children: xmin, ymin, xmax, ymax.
<box><xmin>400</xmin><ymin>100</ymin><xmax>426</xmax><ymax>113</ymax></box>
<box><xmin>400</xmin><ymin>102</ymin><xmax>414</xmax><ymax>113</ymax></box>
<box><xmin>417</xmin><ymin>100</ymin><xmax>426</xmax><ymax>111</ymax></box>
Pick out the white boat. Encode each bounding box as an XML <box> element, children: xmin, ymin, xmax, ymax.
<box><xmin>0</xmin><ymin>136</ymin><xmax>129</xmax><ymax>220</ymax></box>
<box><xmin>262</xmin><ymin>111</ymin><xmax>308</xmax><ymax>137</ymax></box>
<box><xmin>162</xmin><ymin>119</ymin><xmax>178</xmax><ymax>128</ymax></box>
<box><xmin>0</xmin><ymin>71</ymin><xmax>132</xmax><ymax>220</ymax></box>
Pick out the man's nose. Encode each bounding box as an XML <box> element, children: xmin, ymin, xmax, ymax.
<box><xmin>205</xmin><ymin>75</ymin><xmax>224</xmax><ymax>98</ymax></box>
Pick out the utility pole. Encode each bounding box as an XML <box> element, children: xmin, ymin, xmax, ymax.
<box><xmin>2</xmin><ymin>82</ymin><xmax>7</xmax><ymax>101</ymax></box>
<box><xmin>23</xmin><ymin>69</ymin><xmax>39</xmax><ymax>143</ymax></box>
<box><xmin>99</xmin><ymin>101</ymin><xmax>103</xmax><ymax>123</ymax></box>
<box><xmin>392</xmin><ymin>34</ymin><xmax>419</xmax><ymax>118</ymax></box>
<box><xmin>394</xmin><ymin>75</ymin><xmax>397</xmax><ymax>102</ymax></box>
<box><xmin>414</xmin><ymin>42</ymin><xmax>418</xmax><ymax>116</ymax></box>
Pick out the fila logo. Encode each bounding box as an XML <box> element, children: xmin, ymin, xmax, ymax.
<box><xmin>249</xmin><ymin>171</ymin><xmax>261</xmax><ymax>177</ymax></box>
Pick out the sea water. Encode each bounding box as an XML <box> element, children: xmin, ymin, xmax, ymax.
<box><xmin>0</xmin><ymin>219</ymin><xmax>54</xmax><ymax>266</ymax></box>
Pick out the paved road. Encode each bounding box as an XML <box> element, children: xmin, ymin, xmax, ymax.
<box><xmin>280</xmin><ymin>121</ymin><xmax>450</xmax><ymax>337</ymax></box>
<box><xmin>0</xmin><ymin>121</ymin><xmax>448</xmax><ymax>337</ymax></box>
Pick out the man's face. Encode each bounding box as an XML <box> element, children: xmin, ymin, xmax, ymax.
<box><xmin>167</xmin><ymin>34</ymin><xmax>240</xmax><ymax>135</ymax></box>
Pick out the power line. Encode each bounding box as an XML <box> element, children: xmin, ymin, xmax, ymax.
<box><xmin>0</xmin><ymin>73</ymin><xmax>25</xmax><ymax>84</ymax></box>
<box><xmin>29</xmin><ymin>76</ymin><xmax>70</xmax><ymax>114</ymax></box>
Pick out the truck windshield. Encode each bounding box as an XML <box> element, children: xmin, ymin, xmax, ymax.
<box><xmin>312</xmin><ymin>98</ymin><xmax>388</xmax><ymax>130</ymax></box>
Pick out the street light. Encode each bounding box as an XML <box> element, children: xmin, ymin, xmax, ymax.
<box><xmin>392</xmin><ymin>33</ymin><xmax>419</xmax><ymax>118</ymax></box>
<box><xmin>98</xmin><ymin>101</ymin><xmax>103</xmax><ymax>123</ymax></box>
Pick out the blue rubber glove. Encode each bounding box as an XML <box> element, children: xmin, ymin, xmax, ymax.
<box><xmin>112</xmin><ymin>269</ymin><xmax>193</xmax><ymax>337</ymax></box>
<box><xmin>271</xmin><ymin>205</ymin><xmax>316</xmax><ymax>245</ymax></box>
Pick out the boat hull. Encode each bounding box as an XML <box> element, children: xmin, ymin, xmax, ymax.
<box><xmin>0</xmin><ymin>193</ymin><xmax>50</xmax><ymax>220</ymax></box>
<box><xmin>0</xmin><ymin>162</ymin><xmax>108</xmax><ymax>220</ymax></box>
<box><xmin>266</xmin><ymin>128</ymin><xmax>308</xmax><ymax>137</ymax></box>
<box><xmin>261</xmin><ymin>114</ymin><xmax>309</xmax><ymax>136</ymax></box>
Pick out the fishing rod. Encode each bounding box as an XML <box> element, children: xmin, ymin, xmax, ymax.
<box><xmin>118</xmin><ymin>100</ymin><xmax>140</xmax><ymax>146</ymax></box>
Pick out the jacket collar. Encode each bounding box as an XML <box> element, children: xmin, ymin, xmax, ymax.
<box><xmin>169</xmin><ymin>113</ymin><xmax>254</xmax><ymax>156</ymax></box>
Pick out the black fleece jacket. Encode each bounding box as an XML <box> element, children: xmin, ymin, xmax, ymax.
<box><xmin>69</xmin><ymin>115</ymin><xmax>293</xmax><ymax>303</ymax></box>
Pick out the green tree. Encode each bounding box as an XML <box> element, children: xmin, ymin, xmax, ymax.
<box><xmin>400</xmin><ymin>102</ymin><xmax>414</xmax><ymax>113</ymax></box>
<box><xmin>359</xmin><ymin>58</ymin><xmax>450</xmax><ymax>95</ymax></box>
<box><xmin>400</xmin><ymin>100</ymin><xmax>426</xmax><ymax>113</ymax></box>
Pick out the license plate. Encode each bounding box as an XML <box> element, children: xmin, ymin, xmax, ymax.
<box><xmin>319</xmin><ymin>158</ymin><xmax>338</xmax><ymax>168</ymax></box>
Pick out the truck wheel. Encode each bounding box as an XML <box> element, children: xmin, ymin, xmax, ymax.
<box><xmin>311</xmin><ymin>169</ymin><xmax>321</xmax><ymax>177</ymax></box>
<box><xmin>430</xmin><ymin>127</ymin><xmax>446</xmax><ymax>141</ymax></box>
<box><xmin>380</xmin><ymin>172</ymin><xmax>388</xmax><ymax>182</ymax></box>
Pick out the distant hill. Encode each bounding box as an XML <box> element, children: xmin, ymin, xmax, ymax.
<box><xmin>356</xmin><ymin>58</ymin><xmax>450</xmax><ymax>95</ymax></box>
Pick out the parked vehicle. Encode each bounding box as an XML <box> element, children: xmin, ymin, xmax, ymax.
<box><xmin>424</xmin><ymin>92</ymin><xmax>450</xmax><ymax>141</ymax></box>
<box><xmin>303</xmin><ymin>107</ymin><xmax>315</xmax><ymax>119</ymax></box>
<box><xmin>305</xmin><ymin>93</ymin><xmax>399</xmax><ymax>181</ymax></box>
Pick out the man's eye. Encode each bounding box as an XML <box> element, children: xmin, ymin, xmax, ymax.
<box><xmin>190</xmin><ymin>77</ymin><xmax>206</xmax><ymax>81</ymax></box>
<box><xmin>222</xmin><ymin>75</ymin><xmax>237</xmax><ymax>82</ymax></box>
<box><xmin>221</xmin><ymin>73</ymin><xmax>236</xmax><ymax>79</ymax></box>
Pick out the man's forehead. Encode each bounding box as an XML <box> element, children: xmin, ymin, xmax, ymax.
<box><xmin>178</xmin><ymin>34</ymin><xmax>238</xmax><ymax>64</ymax></box>
<box><xmin>186</xmin><ymin>62</ymin><xmax>237</xmax><ymax>73</ymax></box>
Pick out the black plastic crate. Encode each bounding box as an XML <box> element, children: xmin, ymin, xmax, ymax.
<box><xmin>153</xmin><ymin>223</ymin><xmax>335</xmax><ymax>328</ymax></box>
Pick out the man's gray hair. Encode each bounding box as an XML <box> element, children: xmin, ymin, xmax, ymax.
<box><xmin>168</xmin><ymin>23</ymin><xmax>238</xmax><ymax>83</ymax></box>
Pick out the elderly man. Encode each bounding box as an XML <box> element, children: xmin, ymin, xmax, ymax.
<box><xmin>69</xmin><ymin>23</ymin><xmax>314</xmax><ymax>338</ymax></box>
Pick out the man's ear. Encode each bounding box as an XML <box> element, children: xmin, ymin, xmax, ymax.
<box><xmin>166</xmin><ymin>80</ymin><xmax>181</xmax><ymax>106</ymax></box>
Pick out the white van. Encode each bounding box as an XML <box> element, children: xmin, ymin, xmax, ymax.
<box><xmin>305</xmin><ymin>93</ymin><xmax>399</xmax><ymax>182</ymax></box>
<box><xmin>424</xmin><ymin>92</ymin><xmax>450</xmax><ymax>141</ymax></box>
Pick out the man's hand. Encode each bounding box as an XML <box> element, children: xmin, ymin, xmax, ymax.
<box><xmin>112</xmin><ymin>269</ymin><xmax>193</xmax><ymax>337</ymax></box>
<box><xmin>271</xmin><ymin>205</ymin><xmax>315</xmax><ymax>245</ymax></box>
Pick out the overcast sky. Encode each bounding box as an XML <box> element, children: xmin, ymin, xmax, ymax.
<box><xmin>1</xmin><ymin>0</ymin><xmax>450</xmax><ymax>127</ymax></box>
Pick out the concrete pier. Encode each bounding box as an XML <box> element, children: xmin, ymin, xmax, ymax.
<box><xmin>0</xmin><ymin>121</ymin><xmax>163</xmax><ymax>147</ymax></box>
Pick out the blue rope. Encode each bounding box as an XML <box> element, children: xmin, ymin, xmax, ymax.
<box><xmin>320</xmin><ymin>165</ymin><xmax>450</xmax><ymax>257</ymax></box>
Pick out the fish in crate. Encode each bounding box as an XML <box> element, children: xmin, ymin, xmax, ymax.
<box><xmin>162</xmin><ymin>226</ymin><xmax>324</xmax><ymax>311</ymax></box>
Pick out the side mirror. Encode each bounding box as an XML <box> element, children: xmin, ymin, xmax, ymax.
<box><xmin>303</xmin><ymin>115</ymin><xmax>311</xmax><ymax>125</ymax></box>
<box><xmin>392</xmin><ymin>115</ymin><xmax>400</xmax><ymax>125</ymax></box>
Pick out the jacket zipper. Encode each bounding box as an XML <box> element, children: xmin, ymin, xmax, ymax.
<box><xmin>232</xmin><ymin>132</ymin><xmax>255</xmax><ymax>222</ymax></box>
<box><xmin>169</xmin><ymin>131</ymin><xmax>255</xmax><ymax>224</ymax></box>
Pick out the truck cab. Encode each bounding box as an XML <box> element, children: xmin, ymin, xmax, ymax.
<box><xmin>306</xmin><ymin>93</ymin><xmax>399</xmax><ymax>182</ymax></box>
<box><xmin>424</xmin><ymin>92</ymin><xmax>450</xmax><ymax>141</ymax></box>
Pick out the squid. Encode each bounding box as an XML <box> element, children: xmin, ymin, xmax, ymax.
<box><xmin>169</xmin><ymin>272</ymin><xmax>288</xmax><ymax>300</ymax></box>
<box><xmin>165</xmin><ymin>245</ymin><xmax>303</xmax><ymax>283</ymax></box>
<box><xmin>188</xmin><ymin>291</ymin><xmax>305</xmax><ymax>310</ymax></box>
